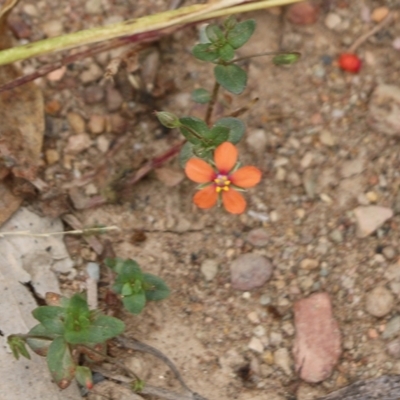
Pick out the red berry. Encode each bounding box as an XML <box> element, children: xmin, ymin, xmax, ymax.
<box><xmin>338</xmin><ymin>53</ymin><xmax>362</xmax><ymax>73</ymax></box>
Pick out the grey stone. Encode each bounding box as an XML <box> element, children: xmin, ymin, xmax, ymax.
<box><xmin>200</xmin><ymin>259</ymin><xmax>218</xmax><ymax>281</ymax></box>
<box><xmin>382</xmin><ymin>316</ymin><xmax>400</xmax><ymax>340</ymax></box>
<box><xmin>368</xmin><ymin>84</ymin><xmax>400</xmax><ymax>136</ymax></box>
<box><xmin>365</xmin><ymin>286</ymin><xmax>394</xmax><ymax>317</ymax></box>
<box><xmin>353</xmin><ymin>206</ymin><xmax>393</xmax><ymax>238</ymax></box>
<box><xmin>246</xmin><ymin>228</ymin><xmax>269</xmax><ymax>247</ymax></box>
<box><xmin>230</xmin><ymin>254</ymin><xmax>273</xmax><ymax>291</ymax></box>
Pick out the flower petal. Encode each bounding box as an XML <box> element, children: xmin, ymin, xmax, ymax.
<box><xmin>230</xmin><ymin>166</ymin><xmax>262</xmax><ymax>188</ymax></box>
<box><xmin>185</xmin><ymin>158</ymin><xmax>215</xmax><ymax>183</ymax></box>
<box><xmin>214</xmin><ymin>142</ymin><xmax>238</xmax><ymax>174</ymax></box>
<box><xmin>222</xmin><ymin>189</ymin><xmax>246</xmax><ymax>214</ymax></box>
<box><xmin>193</xmin><ymin>185</ymin><xmax>218</xmax><ymax>209</ymax></box>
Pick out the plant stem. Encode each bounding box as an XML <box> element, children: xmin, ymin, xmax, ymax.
<box><xmin>205</xmin><ymin>81</ymin><xmax>220</xmax><ymax>126</ymax></box>
<box><xmin>0</xmin><ymin>0</ymin><xmax>304</xmax><ymax>67</ymax></box>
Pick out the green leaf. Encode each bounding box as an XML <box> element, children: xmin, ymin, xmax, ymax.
<box><xmin>214</xmin><ymin>64</ymin><xmax>247</xmax><ymax>95</ymax></box>
<box><xmin>110</xmin><ymin>259</ymin><xmax>143</xmax><ymax>291</ymax></box>
<box><xmin>8</xmin><ymin>336</ymin><xmax>31</xmax><ymax>360</ymax></box>
<box><xmin>205</xmin><ymin>24</ymin><xmax>224</xmax><ymax>43</ymax></box>
<box><xmin>272</xmin><ymin>52</ymin><xmax>301</xmax><ymax>65</ymax></box>
<box><xmin>26</xmin><ymin>323</ymin><xmax>55</xmax><ymax>356</ymax></box>
<box><xmin>75</xmin><ymin>366</ymin><xmax>93</xmax><ymax>390</ymax></box>
<box><xmin>179</xmin><ymin>116</ymin><xmax>210</xmax><ymax>144</ymax></box>
<box><xmin>65</xmin><ymin>314</ymin><xmax>125</xmax><ymax>344</ymax></box>
<box><xmin>143</xmin><ymin>274</ymin><xmax>170</xmax><ymax>301</ymax></box>
<box><xmin>122</xmin><ymin>282</ymin><xmax>133</xmax><ymax>296</ymax></box>
<box><xmin>213</xmin><ymin>117</ymin><xmax>246</xmax><ymax>144</ymax></box>
<box><xmin>192</xmin><ymin>43</ymin><xmax>219</xmax><ymax>62</ymax></box>
<box><xmin>224</xmin><ymin>16</ymin><xmax>238</xmax><ymax>30</ymax></box>
<box><xmin>105</xmin><ymin>257</ymin><xmax>125</xmax><ymax>273</ymax></box>
<box><xmin>226</xmin><ymin>19</ymin><xmax>256</xmax><ymax>49</ymax></box>
<box><xmin>218</xmin><ymin>43</ymin><xmax>235</xmax><ymax>62</ymax></box>
<box><xmin>191</xmin><ymin>88</ymin><xmax>211</xmax><ymax>104</ymax></box>
<box><xmin>47</xmin><ymin>337</ymin><xmax>76</xmax><ymax>389</ymax></box>
<box><xmin>179</xmin><ymin>142</ymin><xmax>195</xmax><ymax>168</ymax></box>
<box><xmin>122</xmin><ymin>292</ymin><xmax>146</xmax><ymax>314</ymax></box>
<box><xmin>207</xmin><ymin>125</ymin><xmax>229</xmax><ymax>145</ymax></box>
<box><xmin>32</xmin><ymin>306</ymin><xmax>65</xmax><ymax>335</ymax></box>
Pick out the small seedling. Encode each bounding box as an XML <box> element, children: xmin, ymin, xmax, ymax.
<box><xmin>105</xmin><ymin>257</ymin><xmax>170</xmax><ymax>314</ymax></box>
<box><xmin>9</xmin><ymin>293</ymin><xmax>125</xmax><ymax>389</ymax></box>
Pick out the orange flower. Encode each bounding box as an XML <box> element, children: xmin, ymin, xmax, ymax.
<box><xmin>185</xmin><ymin>142</ymin><xmax>261</xmax><ymax>214</ymax></box>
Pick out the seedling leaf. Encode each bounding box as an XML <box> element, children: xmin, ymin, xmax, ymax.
<box><xmin>227</xmin><ymin>20</ymin><xmax>256</xmax><ymax>49</ymax></box>
<box><xmin>214</xmin><ymin>64</ymin><xmax>247</xmax><ymax>95</ymax></box>
<box><xmin>213</xmin><ymin>117</ymin><xmax>246</xmax><ymax>144</ymax></box>
<box><xmin>192</xmin><ymin>43</ymin><xmax>219</xmax><ymax>62</ymax></box>
<box><xmin>179</xmin><ymin>142</ymin><xmax>195</xmax><ymax>168</ymax></box>
<box><xmin>143</xmin><ymin>273</ymin><xmax>170</xmax><ymax>301</ymax></box>
<box><xmin>47</xmin><ymin>337</ymin><xmax>76</xmax><ymax>389</ymax></box>
<box><xmin>32</xmin><ymin>306</ymin><xmax>65</xmax><ymax>335</ymax></box>
<box><xmin>192</xmin><ymin>88</ymin><xmax>211</xmax><ymax>104</ymax></box>
<box><xmin>122</xmin><ymin>291</ymin><xmax>146</xmax><ymax>314</ymax></box>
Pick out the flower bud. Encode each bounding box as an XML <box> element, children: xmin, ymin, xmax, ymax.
<box><xmin>155</xmin><ymin>111</ymin><xmax>181</xmax><ymax>129</ymax></box>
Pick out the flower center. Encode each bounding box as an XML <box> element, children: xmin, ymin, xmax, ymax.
<box><xmin>214</xmin><ymin>174</ymin><xmax>231</xmax><ymax>193</ymax></box>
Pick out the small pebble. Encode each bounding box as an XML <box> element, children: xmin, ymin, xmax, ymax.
<box><xmin>300</xmin><ymin>258</ymin><xmax>319</xmax><ymax>270</ymax></box>
<box><xmin>382</xmin><ymin>316</ymin><xmax>400</xmax><ymax>340</ymax></box>
<box><xmin>247</xmin><ymin>228</ymin><xmax>269</xmax><ymax>247</ymax></box>
<box><xmin>65</xmin><ymin>133</ymin><xmax>92</xmax><ymax>154</ymax></box>
<box><xmin>383</xmin><ymin>246</ymin><xmax>396</xmax><ymax>260</ymax></box>
<box><xmin>67</xmin><ymin>112</ymin><xmax>86</xmax><ymax>134</ymax></box>
<box><xmin>329</xmin><ymin>229</ymin><xmax>343</xmax><ymax>243</ymax></box>
<box><xmin>201</xmin><ymin>259</ymin><xmax>218</xmax><ymax>281</ymax></box>
<box><xmin>371</xmin><ymin>7</ymin><xmax>389</xmax><ymax>23</ymax></box>
<box><xmin>387</xmin><ymin>339</ymin><xmax>400</xmax><ymax>358</ymax></box>
<box><xmin>353</xmin><ymin>206</ymin><xmax>393</xmax><ymax>238</ymax></box>
<box><xmin>45</xmin><ymin>149</ymin><xmax>59</xmax><ymax>165</ymax></box>
<box><xmin>84</xmin><ymin>86</ymin><xmax>105</xmax><ymax>104</ymax></box>
<box><xmin>319</xmin><ymin>130</ymin><xmax>336</xmax><ymax>146</ymax></box>
<box><xmin>88</xmin><ymin>114</ymin><xmax>106</xmax><ymax>135</ymax></box>
<box><xmin>246</xmin><ymin>129</ymin><xmax>268</xmax><ymax>155</ymax></box>
<box><xmin>85</xmin><ymin>0</ymin><xmax>103</xmax><ymax>14</ymax></box>
<box><xmin>106</xmin><ymin>86</ymin><xmax>124</xmax><ymax>112</ymax></box>
<box><xmin>248</xmin><ymin>337</ymin><xmax>264</xmax><ymax>354</ymax></box>
<box><xmin>96</xmin><ymin>135</ymin><xmax>110</xmax><ymax>153</ymax></box>
<box><xmin>42</xmin><ymin>20</ymin><xmax>63</xmax><ymax>37</ymax></box>
<box><xmin>324</xmin><ymin>13</ymin><xmax>341</xmax><ymax>30</ymax></box>
<box><xmin>365</xmin><ymin>286</ymin><xmax>394</xmax><ymax>317</ymax></box>
<box><xmin>80</xmin><ymin>63</ymin><xmax>103</xmax><ymax>84</ymax></box>
<box><xmin>230</xmin><ymin>254</ymin><xmax>273</xmax><ymax>291</ymax></box>
<box><xmin>274</xmin><ymin>348</ymin><xmax>292</xmax><ymax>376</ymax></box>
<box><xmin>247</xmin><ymin>311</ymin><xmax>260</xmax><ymax>324</ymax></box>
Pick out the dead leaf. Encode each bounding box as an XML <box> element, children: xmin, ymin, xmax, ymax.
<box><xmin>0</xmin><ymin>0</ymin><xmax>44</xmax><ymax>226</ymax></box>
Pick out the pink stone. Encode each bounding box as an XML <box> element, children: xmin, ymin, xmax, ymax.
<box><xmin>293</xmin><ymin>293</ymin><xmax>341</xmax><ymax>383</ymax></box>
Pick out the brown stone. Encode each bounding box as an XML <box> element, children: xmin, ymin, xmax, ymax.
<box><xmin>293</xmin><ymin>293</ymin><xmax>341</xmax><ymax>383</ymax></box>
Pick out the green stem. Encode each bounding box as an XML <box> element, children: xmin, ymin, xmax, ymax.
<box><xmin>233</xmin><ymin>50</ymin><xmax>301</xmax><ymax>63</ymax></box>
<box><xmin>205</xmin><ymin>81</ymin><xmax>220</xmax><ymax>126</ymax></box>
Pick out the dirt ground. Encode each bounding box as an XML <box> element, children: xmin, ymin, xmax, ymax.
<box><xmin>8</xmin><ymin>0</ymin><xmax>400</xmax><ymax>399</ymax></box>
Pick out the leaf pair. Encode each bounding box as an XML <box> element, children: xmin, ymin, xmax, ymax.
<box><xmin>178</xmin><ymin>116</ymin><xmax>245</xmax><ymax>167</ymax></box>
<box><xmin>105</xmin><ymin>258</ymin><xmax>170</xmax><ymax>315</ymax></box>
<box><xmin>192</xmin><ymin>18</ymin><xmax>255</xmax><ymax>94</ymax></box>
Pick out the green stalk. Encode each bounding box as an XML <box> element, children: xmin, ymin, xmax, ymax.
<box><xmin>0</xmin><ymin>0</ymin><xmax>303</xmax><ymax>67</ymax></box>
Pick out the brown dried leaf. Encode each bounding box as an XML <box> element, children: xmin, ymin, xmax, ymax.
<box><xmin>0</xmin><ymin>0</ymin><xmax>44</xmax><ymax>226</ymax></box>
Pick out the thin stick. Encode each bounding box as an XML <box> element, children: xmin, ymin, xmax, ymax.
<box><xmin>348</xmin><ymin>11</ymin><xmax>394</xmax><ymax>53</ymax></box>
<box><xmin>205</xmin><ymin>81</ymin><xmax>220</xmax><ymax>126</ymax></box>
<box><xmin>0</xmin><ymin>225</ymin><xmax>119</xmax><ymax>238</ymax></box>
